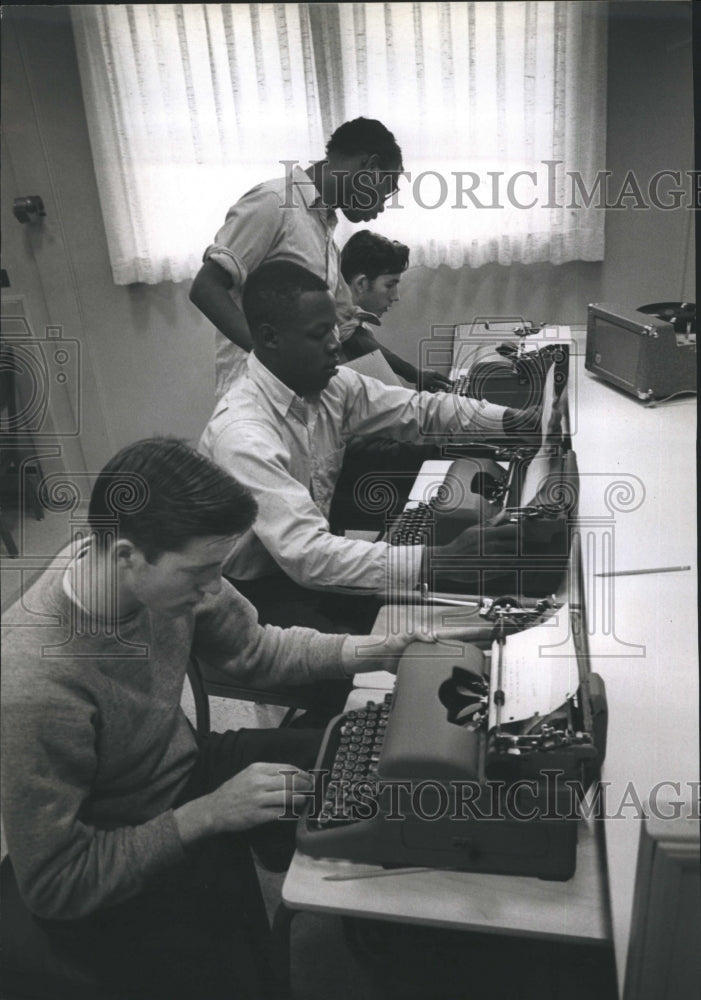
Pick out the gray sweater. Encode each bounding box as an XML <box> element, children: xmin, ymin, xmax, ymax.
<box><xmin>1</xmin><ymin>545</ymin><xmax>346</xmax><ymax>920</ymax></box>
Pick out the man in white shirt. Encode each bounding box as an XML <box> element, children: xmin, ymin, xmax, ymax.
<box><xmin>189</xmin><ymin>117</ymin><xmax>404</xmax><ymax>399</ymax></box>
<box><xmin>200</xmin><ymin>261</ymin><xmax>526</xmax><ymax>633</ymax></box>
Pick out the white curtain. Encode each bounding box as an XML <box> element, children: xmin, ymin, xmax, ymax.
<box><xmin>72</xmin><ymin>2</ymin><xmax>608</xmax><ymax>285</ymax></box>
<box><xmin>71</xmin><ymin>4</ymin><xmax>325</xmax><ymax>284</ymax></box>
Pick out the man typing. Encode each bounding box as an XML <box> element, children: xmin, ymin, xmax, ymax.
<box><xmin>1</xmin><ymin>438</ymin><xmax>462</xmax><ymax>1000</ymax></box>
<box><xmin>199</xmin><ymin>261</ymin><xmax>531</xmax><ymax>634</ymax></box>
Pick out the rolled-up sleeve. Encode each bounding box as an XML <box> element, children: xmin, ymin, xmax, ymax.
<box><xmin>203</xmin><ymin>187</ymin><xmax>284</xmax><ymax>288</ymax></box>
<box><xmin>206</xmin><ymin>418</ymin><xmax>424</xmax><ymax>594</ymax></box>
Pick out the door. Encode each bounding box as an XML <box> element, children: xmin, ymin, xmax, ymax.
<box><xmin>1</xmin><ymin>10</ymin><xmax>110</xmax><ymax>562</ymax></box>
<box><xmin>1</xmin><ymin>13</ymin><xmax>112</xmax><ymax>468</ymax></box>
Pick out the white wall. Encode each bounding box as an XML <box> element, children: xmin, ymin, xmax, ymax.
<box><xmin>602</xmin><ymin>0</ymin><xmax>695</xmax><ymax>305</ymax></box>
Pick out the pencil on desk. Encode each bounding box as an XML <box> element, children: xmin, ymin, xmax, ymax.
<box><xmin>323</xmin><ymin>866</ymin><xmax>432</xmax><ymax>882</ymax></box>
<box><xmin>595</xmin><ymin>565</ymin><xmax>691</xmax><ymax>578</ymax></box>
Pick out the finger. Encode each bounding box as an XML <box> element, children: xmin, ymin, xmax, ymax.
<box><xmin>289</xmin><ymin>791</ymin><xmax>314</xmax><ymax>812</ymax></box>
<box><xmin>288</xmin><ymin>769</ymin><xmax>314</xmax><ymax>792</ymax></box>
<box><xmin>255</xmin><ymin>765</ymin><xmax>313</xmax><ymax>791</ymax></box>
<box><xmin>406</xmin><ymin>626</ymin><xmax>480</xmax><ymax>646</ymax></box>
<box><xmin>253</xmin><ymin>785</ymin><xmax>315</xmax><ymax>811</ymax></box>
<box><xmin>274</xmin><ymin>766</ymin><xmax>314</xmax><ymax>788</ymax></box>
<box><xmin>406</xmin><ymin>630</ymin><xmax>439</xmax><ymax>645</ymax></box>
<box><xmin>395</xmin><ymin>627</ymin><xmax>453</xmax><ymax>647</ymax></box>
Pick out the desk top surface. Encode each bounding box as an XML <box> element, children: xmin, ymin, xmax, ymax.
<box><xmin>565</xmin><ymin>330</ymin><xmax>698</xmax><ymax>994</ymax></box>
<box><xmin>284</xmin><ymin>809</ymin><xmax>610</xmax><ymax>944</ymax></box>
<box><xmin>285</xmin><ymin>326</ymin><xmax>698</xmax><ymax>981</ymax></box>
<box><xmin>287</xmin><ymin>678</ymin><xmax>609</xmax><ymax>942</ymax></box>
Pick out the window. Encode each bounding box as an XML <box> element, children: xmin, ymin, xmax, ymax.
<box><xmin>71</xmin><ymin>3</ymin><xmax>607</xmax><ymax>284</ymax></box>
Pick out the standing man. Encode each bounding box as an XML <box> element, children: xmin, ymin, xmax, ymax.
<box><xmin>190</xmin><ymin>117</ymin><xmax>404</xmax><ymax>399</ymax></box>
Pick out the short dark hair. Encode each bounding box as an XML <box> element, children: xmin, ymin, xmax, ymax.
<box><xmin>326</xmin><ymin>118</ymin><xmax>403</xmax><ymax>172</ymax></box>
<box><xmin>340</xmin><ymin>230</ymin><xmax>410</xmax><ymax>284</ymax></box>
<box><xmin>88</xmin><ymin>438</ymin><xmax>257</xmax><ymax>561</ymax></box>
<box><xmin>242</xmin><ymin>261</ymin><xmax>329</xmax><ymax>335</ymax></box>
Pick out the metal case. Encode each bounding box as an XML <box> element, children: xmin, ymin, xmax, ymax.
<box><xmin>585</xmin><ymin>303</ymin><xmax>696</xmax><ymax>401</ymax></box>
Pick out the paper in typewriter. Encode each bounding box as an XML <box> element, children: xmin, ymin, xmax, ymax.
<box><xmin>406</xmin><ymin>460</ymin><xmax>454</xmax><ymax>503</ymax></box>
<box><xmin>488</xmin><ymin>607</ymin><xmax>579</xmax><ymax>728</ymax></box>
<box><xmin>517</xmin><ymin>364</ymin><xmax>560</xmax><ymax>505</ymax></box>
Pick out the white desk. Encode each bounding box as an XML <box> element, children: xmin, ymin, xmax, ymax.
<box><xmin>285</xmin><ymin>683</ymin><xmax>609</xmax><ymax>952</ymax></box>
<box><xmin>285</xmin><ymin>806</ymin><xmax>608</xmax><ymax>946</ymax></box>
<box><xmin>565</xmin><ymin>329</ymin><xmax>698</xmax><ymax>998</ymax></box>
<box><xmin>448</xmin><ymin>323</ymin><xmax>699</xmax><ymax>993</ymax></box>
<box><xmin>283</xmin><ymin>326</ymin><xmax>699</xmax><ymax>996</ymax></box>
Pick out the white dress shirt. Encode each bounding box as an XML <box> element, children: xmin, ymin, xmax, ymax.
<box><xmin>199</xmin><ymin>353</ymin><xmax>508</xmax><ymax>594</ymax></box>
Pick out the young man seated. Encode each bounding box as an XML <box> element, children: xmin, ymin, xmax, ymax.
<box><xmin>331</xmin><ymin>230</ymin><xmax>451</xmax><ymax>531</ymax></box>
<box><xmin>339</xmin><ymin>229</ymin><xmax>450</xmax><ymax>392</ymax></box>
<box><xmin>1</xmin><ymin>438</ymin><xmax>452</xmax><ymax>1000</ymax></box>
<box><xmin>199</xmin><ymin>261</ymin><xmax>534</xmax><ymax>636</ymax></box>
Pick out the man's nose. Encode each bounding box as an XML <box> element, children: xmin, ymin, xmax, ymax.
<box><xmin>391</xmin><ymin>286</ymin><xmax>400</xmax><ymax>302</ymax></box>
<box><xmin>327</xmin><ymin>328</ymin><xmax>342</xmax><ymax>352</ymax></box>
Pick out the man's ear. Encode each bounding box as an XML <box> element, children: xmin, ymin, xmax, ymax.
<box><xmin>349</xmin><ymin>273</ymin><xmax>369</xmax><ymax>298</ymax></box>
<box><xmin>113</xmin><ymin>538</ymin><xmax>139</xmax><ymax>567</ymax></box>
<box><xmin>257</xmin><ymin>321</ymin><xmax>280</xmax><ymax>351</ymax></box>
<box><xmin>360</xmin><ymin>153</ymin><xmax>380</xmax><ymax>172</ymax></box>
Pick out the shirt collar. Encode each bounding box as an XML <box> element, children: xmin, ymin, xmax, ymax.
<box><xmin>246</xmin><ymin>352</ymin><xmax>312</xmax><ymax>420</ymax></box>
<box><xmin>286</xmin><ymin>164</ymin><xmax>338</xmax><ymax>227</ymax></box>
<box><xmin>356</xmin><ymin>309</ymin><xmax>382</xmax><ymax>327</ymax></box>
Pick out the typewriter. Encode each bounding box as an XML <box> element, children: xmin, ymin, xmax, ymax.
<box><xmin>448</xmin><ymin>320</ymin><xmax>571</xmax><ymax>413</ymax></box>
<box><xmin>384</xmin><ymin>360</ymin><xmax>577</xmax><ymax>598</ymax></box>
<box><xmin>297</xmin><ymin>594</ymin><xmax>607</xmax><ymax>881</ymax></box>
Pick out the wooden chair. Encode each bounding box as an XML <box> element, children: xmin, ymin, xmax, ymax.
<box><xmin>198</xmin><ymin>669</ymin><xmax>312</xmax><ymax>729</ymax></box>
<box><xmin>186</xmin><ymin>656</ymin><xmax>307</xmax><ymax>735</ymax></box>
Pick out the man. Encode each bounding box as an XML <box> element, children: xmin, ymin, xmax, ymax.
<box><xmin>189</xmin><ymin>117</ymin><xmax>404</xmax><ymax>399</ymax></box>
<box><xmin>200</xmin><ymin>261</ymin><xmax>527</xmax><ymax>634</ymax></box>
<box><xmin>340</xmin><ymin>229</ymin><xmax>451</xmax><ymax>392</ymax></box>
<box><xmin>331</xmin><ymin>230</ymin><xmax>452</xmax><ymax>532</ymax></box>
<box><xmin>1</xmin><ymin>438</ymin><xmax>453</xmax><ymax>1000</ymax></box>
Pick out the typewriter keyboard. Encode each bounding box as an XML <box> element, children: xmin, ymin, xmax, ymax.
<box><xmin>449</xmin><ymin>374</ymin><xmax>472</xmax><ymax>395</ymax></box>
<box><xmin>313</xmin><ymin>695</ymin><xmax>393</xmax><ymax>829</ymax></box>
<box><xmin>387</xmin><ymin>502</ymin><xmax>435</xmax><ymax>545</ymax></box>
